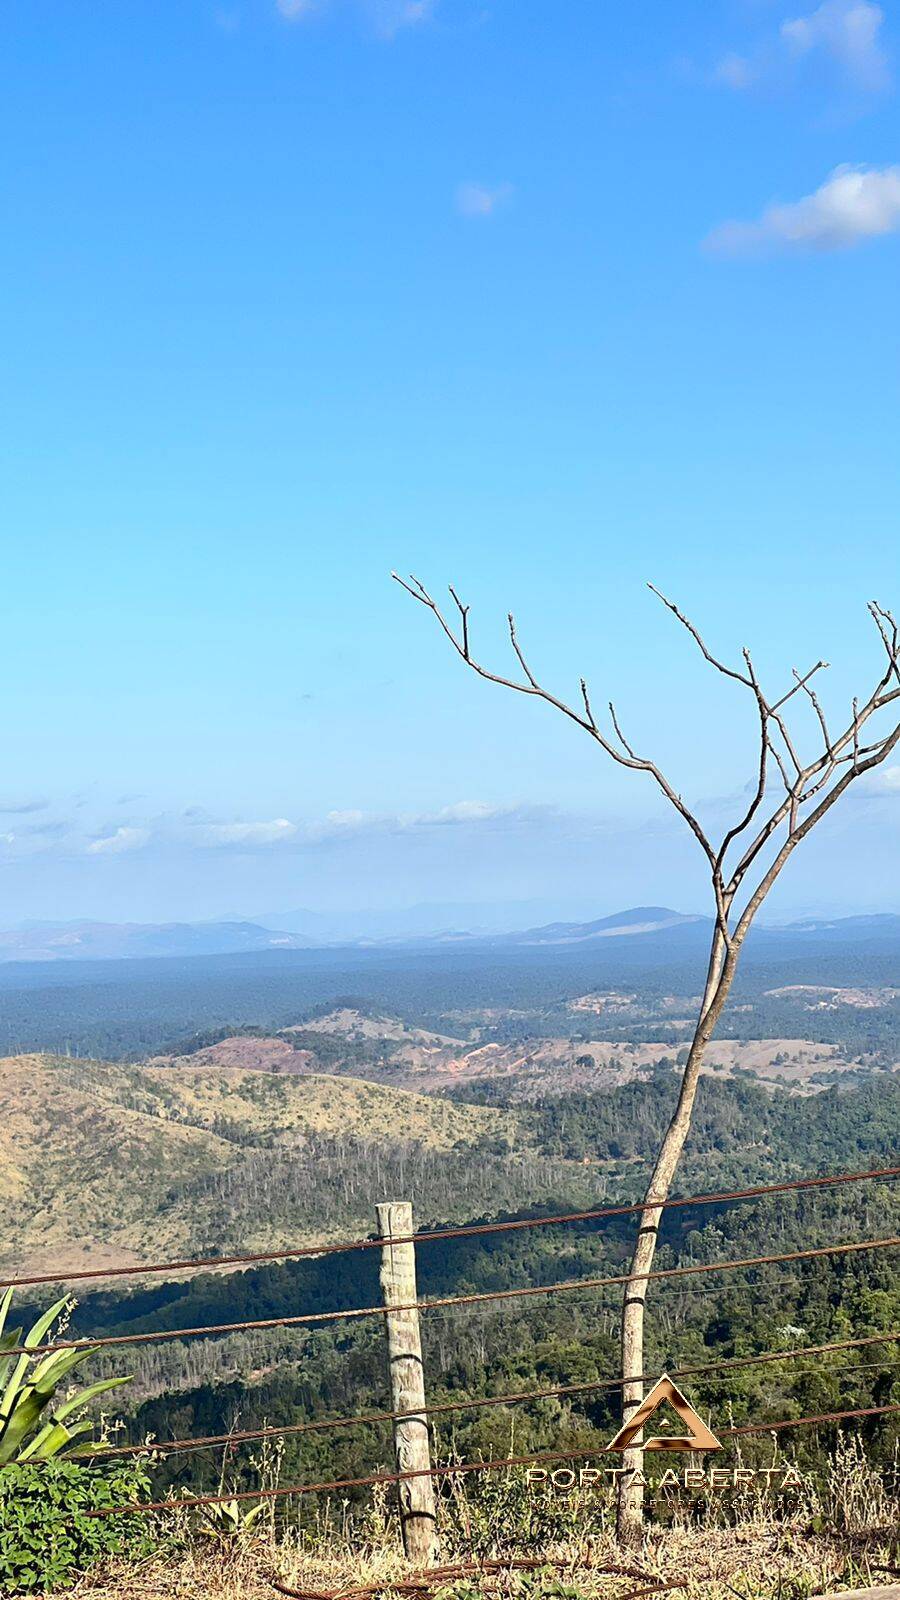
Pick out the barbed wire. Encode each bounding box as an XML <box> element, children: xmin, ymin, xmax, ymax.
<box><xmin>10</xmin><ymin>1162</ymin><xmax>899</xmax><ymax>1290</ymax></box>
<box><xmin>14</xmin><ymin>1231</ymin><xmax>900</xmax><ymax>1359</ymax></box>
<box><xmin>83</xmin><ymin>1327</ymin><xmax>900</xmax><ymax>1462</ymax></box>
<box><xmin>83</xmin><ymin>1400</ymin><xmax>900</xmax><ymax>1520</ymax></box>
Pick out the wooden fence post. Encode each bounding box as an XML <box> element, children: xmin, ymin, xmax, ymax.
<box><xmin>376</xmin><ymin>1200</ymin><xmax>441</xmax><ymax>1566</ymax></box>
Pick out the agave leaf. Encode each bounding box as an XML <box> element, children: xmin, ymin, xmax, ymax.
<box><xmin>23</xmin><ymin>1296</ymin><xmax>69</xmax><ymax>1351</ymax></box>
<box><xmin>30</xmin><ymin>1345</ymin><xmax>95</xmax><ymax>1395</ymax></box>
<box><xmin>14</xmin><ymin>1418</ymin><xmax>53</xmax><ymax>1461</ymax></box>
<box><xmin>0</xmin><ymin>1297</ymin><xmax>69</xmax><ymax>1429</ymax></box>
<box><xmin>20</xmin><ymin>1418</ymin><xmax>93</xmax><ymax>1462</ymax></box>
<box><xmin>0</xmin><ymin>1288</ymin><xmax>14</xmax><ymax>1343</ymax></box>
<box><xmin>52</xmin><ymin>1374</ymin><xmax>131</xmax><ymax>1424</ymax></box>
<box><xmin>0</xmin><ymin>1330</ymin><xmax>25</xmax><ymax>1382</ymax></box>
<box><xmin>0</xmin><ymin>1387</ymin><xmax>47</xmax><ymax>1464</ymax></box>
<box><xmin>0</xmin><ymin>1293</ymin><xmax>134</xmax><ymax>1463</ymax></box>
<box><xmin>0</xmin><ymin>1357</ymin><xmax>32</xmax><ymax>1431</ymax></box>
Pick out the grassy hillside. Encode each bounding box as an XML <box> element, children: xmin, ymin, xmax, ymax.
<box><xmin>6</xmin><ymin>1053</ymin><xmax>900</xmax><ymax>1283</ymax></box>
<box><xmin>0</xmin><ymin>1054</ymin><xmax>518</xmax><ymax>1277</ymax></box>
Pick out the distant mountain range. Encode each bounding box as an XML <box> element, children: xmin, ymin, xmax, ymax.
<box><xmin>0</xmin><ymin>920</ymin><xmax>311</xmax><ymax>963</ymax></box>
<box><xmin>485</xmin><ymin>908</ymin><xmax>900</xmax><ymax>948</ymax></box>
<box><xmin>458</xmin><ymin>906</ymin><xmax>706</xmax><ymax>946</ymax></box>
<box><xmin>1</xmin><ymin>905</ymin><xmax>899</xmax><ymax>963</ymax></box>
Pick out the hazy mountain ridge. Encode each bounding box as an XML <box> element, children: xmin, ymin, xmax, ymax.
<box><xmin>0</xmin><ymin>919</ymin><xmax>310</xmax><ymax>963</ymax></box>
<box><xmin>5</xmin><ymin>904</ymin><xmax>900</xmax><ymax>965</ymax></box>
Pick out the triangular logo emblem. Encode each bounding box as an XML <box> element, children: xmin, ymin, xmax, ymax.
<box><xmin>606</xmin><ymin>1374</ymin><xmax>722</xmax><ymax>1453</ymax></box>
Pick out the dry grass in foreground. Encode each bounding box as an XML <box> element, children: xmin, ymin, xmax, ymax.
<box><xmin>60</xmin><ymin>1523</ymin><xmax>900</xmax><ymax>1600</ymax></box>
<box><xmin>50</xmin><ymin>1440</ymin><xmax>900</xmax><ymax>1599</ymax></box>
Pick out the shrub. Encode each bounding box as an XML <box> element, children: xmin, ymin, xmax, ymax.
<box><xmin>0</xmin><ymin>1458</ymin><xmax>156</xmax><ymax>1594</ymax></box>
<box><xmin>0</xmin><ymin>1287</ymin><xmax>131</xmax><ymax>1464</ymax></box>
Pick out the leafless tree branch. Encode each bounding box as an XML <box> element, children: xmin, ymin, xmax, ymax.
<box><xmin>394</xmin><ymin>570</ymin><xmax>900</xmax><ymax>1543</ymax></box>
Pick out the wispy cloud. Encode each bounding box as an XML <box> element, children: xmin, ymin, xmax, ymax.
<box><xmin>455</xmin><ymin>181</ymin><xmax>513</xmax><ymax>219</ymax></box>
<box><xmin>420</xmin><ymin>800</ymin><xmax>510</xmax><ymax>825</ymax></box>
<box><xmin>711</xmin><ymin>52</ymin><xmax>756</xmax><ymax>90</ymax></box>
<box><xmin>87</xmin><ymin>827</ymin><xmax>152</xmax><ymax>856</ymax></box>
<box><xmin>857</xmin><ymin>765</ymin><xmax>900</xmax><ymax>795</ymax></box>
<box><xmin>781</xmin><ymin>0</ymin><xmax>890</xmax><ymax>92</ymax></box>
<box><xmin>276</xmin><ymin>0</ymin><xmax>435</xmax><ymax>33</ymax></box>
<box><xmin>368</xmin><ymin>0</ymin><xmax>434</xmax><ymax>38</ymax></box>
<box><xmin>193</xmin><ymin>818</ymin><xmax>298</xmax><ymax>848</ymax></box>
<box><xmin>22</xmin><ymin>800</ymin><xmax>548</xmax><ymax>862</ymax></box>
<box><xmin>705</xmin><ymin>164</ymin><xmax>900</xmax><ymax>255</ymax></box>
<box><xmin>712</xmin><ymin>0</ymin><xmax>890</xmax><ymax>95</ymax></box>
<box><xmin>307</xmin><ymin>800</ymin><xmax>529</xmax><ymax>841</ymax></box>
<box><xmin>0</xmin><ymin>798</ymin><xmax>49</xmax><ymax>815</ymax></box>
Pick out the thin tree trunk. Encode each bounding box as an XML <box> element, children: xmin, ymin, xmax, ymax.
<box><xmin>616</xmin><ymin>929</ymin><xmax>737</xmax><ymax>1543</ymax></box>
<box><xmin>392</xmin><ymin>571</ymin><xmax>900</xmax><ymax>1543</ymax></box>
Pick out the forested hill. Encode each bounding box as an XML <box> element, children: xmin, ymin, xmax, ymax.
<box><xmin>2</xmin><ymin>917</ymin><xmax>900</xmax><ymax>1058</ymax></box>
<box><xmin>25</xmin><ymin>1072</ymin><xmax>900</xmax><ymax>1344</ymax></box>
<box><xmin>40</xmin><ymin>1070</ymin><xmax>899</xmax><ymax>1507</ymax></box>
<box><xmin>6</xmin><ymin>1055</ymin><xmax>900</xmax><ymax>1284</ymax></box>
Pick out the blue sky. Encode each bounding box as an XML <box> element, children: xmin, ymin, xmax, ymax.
<box><xmin>1</xmin><ymin>0</ymin><xmax>899</xmax><ymax>929</ymax></box>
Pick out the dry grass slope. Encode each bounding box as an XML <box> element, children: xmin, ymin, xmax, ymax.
<box><xmin>0</xmin><ymin>1054</ymin><xmax>515</xmax><ymax>1280</ymax></box>
<box><xmin>61</xmin><ymin>1524</ymin><xmax>900</xmax><ymax>1600</ymax></box>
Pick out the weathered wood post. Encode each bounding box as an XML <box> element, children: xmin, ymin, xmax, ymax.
<box><xmin>376</xmin><ymin>1200</ymin><xmax>441</xmax><ymax>1565</ymax></box>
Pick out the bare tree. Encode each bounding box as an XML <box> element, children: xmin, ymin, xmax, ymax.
<box><xmin>393</xmin><ymin>573</ymin><xmax>900</xmax><ymax>1542</ymax></box>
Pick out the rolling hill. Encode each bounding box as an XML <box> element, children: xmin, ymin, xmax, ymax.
<box><xmin>0</xmin><ymin>1054</ymin><xmax>516</xmax><ymax>1281</ymax></box>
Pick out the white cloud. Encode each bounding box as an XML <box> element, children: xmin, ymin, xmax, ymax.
<box><xmin>456</xmin><ymin>182</ymin><xmax>513</xmax><ymax>219</ymax></box>
<box><xmin>711</xmin><ymin>52</ymin><xmax>756</xmax><ymax>90</ymax></box>
<box><xmin>368</xmin><ymin>0</ymin><xmax>434</xmax><ymax>37</ymax></box>
<box><xmin>306</xmin><ymin>809</ymin><xmax>368</xmax><ymax>839</ymax></box>
<box><xmin>781</xmin><ymin>0</ymin><xmax>889</xmax><ymax>92</ymax></box>
<box><xmin>87</xmin><ymin>827</ymin><xmax>152</xmax><ymax>856</ymax></box>
<box><xmin>418</xmin><ymin>800</ymin><xmax>511</xmax><ymax>825</ymax></box>
<box><xmin>705</xmin><ymin>164</ymin><xmax>900</xmax><ymax>255</ymax></box>
<box><xmin>276</xmin><ymin>0</ymin><xmax>434</xmax><ymax>31</ymax></box>
<box><xmin>52</xmin><ymin>801</ymin><xmax>543</xmax><ymax>862</ymax></box>
<box><xmin>858</xmin><ymin>765</ymin><xmax>900</xmax><ymax>795</ymax></box>
<box><xmin>306</xmin><ymin>800</ymin><xmax>521</xmax><ymax>842</ymax></box>
<box><xmin>194</xmin><ymin>818</ymin><xmax>298</xmax><ymax>847</ymax></box>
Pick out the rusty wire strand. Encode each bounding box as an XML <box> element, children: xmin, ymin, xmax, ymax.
<box><xmin>269</xmin><ymin>1557</ymin><xmax>674</xmax><ymax>1600</ymax></box>
<box><xmin>84</xmin><ymin>1400</ymin><xmax>900</xmax><ymax>1520</ymax></box>
<box><xmin>83</xmin><ymin>1329</ymin><xmax>900</xmax><ymax>1462</ymax></box>
<box><xmin>10</xmin><ymin>1163</ymin><xmax>900</xmax><ymax>1291</ymax></box>
<box><xmin>14</xmin><ymin>1232</ymin><xmax>900</xmax><ymax>1359</ymax></box>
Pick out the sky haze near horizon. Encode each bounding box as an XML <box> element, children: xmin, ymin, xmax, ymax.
<box><xmin>2</xmin><ymin>0</ymin><xmax>899</xmax><ymax>928</ymax></box>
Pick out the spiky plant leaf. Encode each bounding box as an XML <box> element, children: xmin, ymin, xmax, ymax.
<box><xmin>0</xmin><ymin>1287</ymin><xmax>14</xmax><ymax>1342</ymax></box>
<box><xmin>30</xmin><ymin>1344</ymin><xmax>96</xmax><ymax>1394</ymax></box>
<box><xmin>19</xmin><ymin>1417</ymin><xmax>93</xmax><ymax>1462</ymax></box>
<box><xmin>0</xmin><ymin>1295</ymin><xmax>70</xmax><ymax>1430</ymax></box>
<box><xmin>0</xmin><ymin>1387</ymin><xmax>46</xmax><ymax>1463</ymax></box>
<box><xmin>53</xmin><ymin>1374</ymin><xmax>131</xmax><ymax>1425</ymax></box>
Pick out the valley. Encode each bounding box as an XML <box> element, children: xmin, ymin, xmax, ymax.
<box><xmin>3</xmin><ymin>916</ymin><xmax>899</xmax><ymax>1551</ymax></box>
